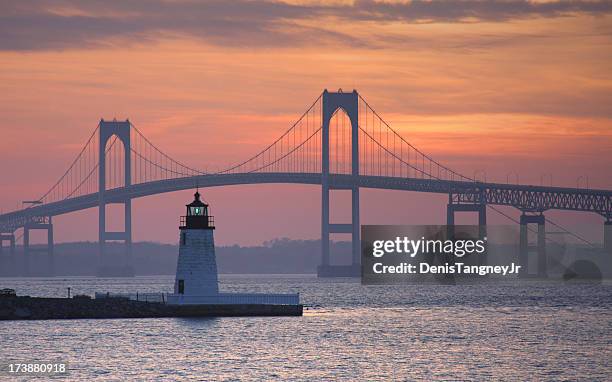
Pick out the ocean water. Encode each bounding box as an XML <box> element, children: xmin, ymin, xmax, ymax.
<box><xmin>0</xmin><ymin>275</ymin><xmax>611</xmax><ymax>381</ymax></box>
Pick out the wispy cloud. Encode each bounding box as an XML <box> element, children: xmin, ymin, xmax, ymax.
<box><xmin>1</xmin><ymin>0</ymin><xmax>611</xmax><ymax>51</ymax></box>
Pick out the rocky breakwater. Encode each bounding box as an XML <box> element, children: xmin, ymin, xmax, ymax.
<box><xmin>0</xmin><ymin>294</ymin><xmax>303</xmax><ymax>320</ymax></box>
<box><xmin>0</xmin><ymin>295</ymin><xmax>169</xmax><ymax>320</ymax></box>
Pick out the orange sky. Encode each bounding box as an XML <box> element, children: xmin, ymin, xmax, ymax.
<box><xmin>0</xmin><ymin>1</ymin><xmax>611</xmax><ymax>245</ymax></box>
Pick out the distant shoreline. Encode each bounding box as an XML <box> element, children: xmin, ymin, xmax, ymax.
<box><xmin>0</xmin><ymin>239</ymin><xmax>352</xmax><ymax>276</ymax></box>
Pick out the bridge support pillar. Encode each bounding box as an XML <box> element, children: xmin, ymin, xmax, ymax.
<box><xmin>604</xmin><ymin>220</ymin><xmax>612</xmax><ymax>254</ymax></box>
<box><xmin>519</xmin><ymin>213</ymin><xmax>546</xmax><ymax>278</ymax></box>
<box><xmin>447</xmin><ymin>200</ymin><xmax>487</xmax><ymax>266</ymax></box>
<box><xmin>446</xmin><ymin>202</ymin><xmax>487</xmax><ymax>230</ymax></box>
<box><xmin>321</xmin><ymin>184</ymin><xmax>330</xmax><ymax>268</ymax></box>
<box><xmin>319</xmin><ymin>185</ymin><xmax>361</xmax><ymax>277</ymax></box>
<box><xmin>98</xmin><ymin>120</ymin><xmax>133</xmax><ymax>277</ymax></box>
<box><xmin>0</xmin><ymin>233</ymin><xmax>16</xmax><ymax>255</ymax></box>
<box><xmin>0</xmin><ymin>233</ymin><xmax>16</xmax><ymax>277</ymax></box>
<box><xmin>98</xmin><ymin>200</ymin><xmax>133</xmax><ymax>274</ymax></box>
<box><xmin>22</xmin><ymin>217</ymin><xmax>54</xmax><ymax>277</ymax></box>
<box><xmin>318</xmin><ymin>89</ymin><xmax>360</xmax><ymax>277</ymax></box>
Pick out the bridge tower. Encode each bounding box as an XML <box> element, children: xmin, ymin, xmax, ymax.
<box><xmin>605</xmin><ymin>218</ymin><xmax>612</xmax><ymax>255</ymax></box>
<box><xmin>446</xmin><ymin>193</ymin><xmax>487</xmax><ymax>266</ymax></box>
<box><xmin>22</xmin><ymin>216</ymin><xmax>54</xmax><ymax>276</ymax></box>
<box><xmin>519</xmin><ymin>212</ymin><xmax>547</xmax><ymax>278</ymax></box>
<box><xmin>318</xmin><ymin>89</ymin><xmax>361</xmax><ymax>277</ymax></box>
<box><xmin>0</xmin><ymin>232</ymin><xmax>16</xmax><ymax>275</ymax></box>
<box><xmin>98</xmin><ymin>119</ymin><xmax>133</xmax><ymax>275</ymax></box>
<box><xmin>0</xmin><ymin>233</ymin><xmax>15</xmax><ymax>255</ymax></box>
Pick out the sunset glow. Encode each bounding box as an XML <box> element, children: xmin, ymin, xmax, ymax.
<box><xmin>1</xmin><ymin>0</ymin><xmax>610</xmax><ymax>244</ymax></box>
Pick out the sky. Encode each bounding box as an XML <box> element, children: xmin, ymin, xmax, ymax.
<box><xmin>0</xmin><ymin>0</ymin><xmax>611</xmax><ymax>246</ymax></box>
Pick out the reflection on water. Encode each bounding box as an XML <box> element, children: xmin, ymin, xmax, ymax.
<box><xmin>0</xmin><ymin>276</ymin><xmax>610</xmax><ymax>381</ymax></box>
<box><xmin>173</xmin><ymin>317</ymin><xmax>218</xmax><ymax>328</ymax></box>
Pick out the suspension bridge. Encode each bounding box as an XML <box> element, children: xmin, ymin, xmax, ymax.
<box><xmin>1</xmin><ymin>90</ymin><xmax>611</xmax><ymax>277</ymax></box>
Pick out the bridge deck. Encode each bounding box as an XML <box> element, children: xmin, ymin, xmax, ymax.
<box><xmin>2</xmin><ymin>173</ymin><xmax>611</xmax><ymax>232</ymax></box>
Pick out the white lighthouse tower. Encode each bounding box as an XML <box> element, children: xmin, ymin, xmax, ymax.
<box><xmin>167</xmin><ymin>191</ymin><xmax>219</xmax><ymax>304</ymax></box>
<box><xmin>167</xmin><ymin>190</ymin><xmax>300</xmax><ymax>307</ymax></box>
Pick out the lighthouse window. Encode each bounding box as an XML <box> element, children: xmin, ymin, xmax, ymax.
<box><xmin>178</xmin><ymin>280</ymin><xmax>184</xmax><ymax>294</ymax></box>
<box><xmin>181</xmin><ymin>232</ymin><xmax>186</xmax><ymax>245</ymax></box>
<box><xmin>190</xmin><ymin>206</ymin><xmax>204</xmax><ymax>216</ymax></box>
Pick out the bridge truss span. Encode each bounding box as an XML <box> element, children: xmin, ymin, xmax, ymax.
<box><xmin>450</xmin><ymin>182</ymin><xmax>612</xmax><ymax>218</ymax></box>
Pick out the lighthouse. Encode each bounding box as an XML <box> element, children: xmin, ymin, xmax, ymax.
<box><xmin>172</xmin><ymin>190</ymin><xmax>219</xmax><ymax>299</ymax></box>
<box><xmin>166</xmin><ymin>190</ymin><xmax>301</xmax><ymax>308</ymax></box>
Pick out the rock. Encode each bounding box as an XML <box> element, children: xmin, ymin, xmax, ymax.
<box><xmin>14</xmin><ymin>307</ymin><xmax>32</xmax><ymax>319</ymax></box>
<box><xmin>0</xmin><ymin>308</ymin><xmax>13</xmax><ymax>319</ymax></box>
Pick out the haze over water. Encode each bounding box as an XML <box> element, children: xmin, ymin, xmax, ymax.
<box><xmin>2</xmin><ymin>276</ymin><xmax>610</xmax><ymax>381</ymax></box>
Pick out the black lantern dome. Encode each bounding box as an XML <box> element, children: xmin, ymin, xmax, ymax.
<box><xmin>180</xmin><ymin>191</ymin><xmax>214</xmax><ymax>229</ymax></box>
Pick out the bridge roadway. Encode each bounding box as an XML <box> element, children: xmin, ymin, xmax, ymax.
<box><xmin>2</xmin><ymin>173</ymin><xmax>611</xmax><ymax>232</ymax></box>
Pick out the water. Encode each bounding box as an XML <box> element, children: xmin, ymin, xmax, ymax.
<box><xmin>1</xmin><ymin>276</ymin><xmax>611</xmax><ymax>381</ymax></box>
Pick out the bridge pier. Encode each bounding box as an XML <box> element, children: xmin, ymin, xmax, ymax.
<box><xmin>98</xmin><ymin>200</ymin><xmax>133</xmax><ymax>275</ymax></box>
<box><xmin>0</xmin><ymin>232</ymin><xmax>16</xmax><ymax>277</ymax></box>
<box><xmin>447</xmin><ymin>199</ymin><xmax>487</xmax><ymax>266</ymax></box>
<box><xmin>0</xmin><ymin>233</ymin><xmax>16</xmax><ymax>255</ymax></box>
<box><xmin>446</xmin><ymin>201</ymin><xmax>487</xmax><ymax>229</ymax></box>
<box><xmin>23</xmin><ymin>217</ymin><xmax>54</xmax><ymax>277</ymax></box>
<box><xmin>318</xmin><ymin>89</ymin><xmax>361</xmax><ymax>277</ymax></box>
<box><xmin>319</xmin><ymin>185</ymin><xmax>361</xmax><ymax>277</ymax></box>
<box><xmin>98</xmin><ymin>120</ymin><xmax>133</xmax><ymax>276</ymax></box>
<box><xmin>605</xmin><ymin>220</ymin><xmax>612</xmax><ymax>254</ymax></box>
<box><xmin>519</xmin><ymin>213</ymin><xmax>547</xmax><ymax>278</ymax></box>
